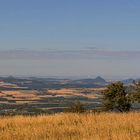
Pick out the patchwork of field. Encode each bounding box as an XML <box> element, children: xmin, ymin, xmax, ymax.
<box><xmin>0</xmin><ymin>90</ymin><xmax>40</xmax><ymax>101</ymax></box>
<box><xmin>0</xmin><ymin>112</ymin><xmax>139</xmax><ymax>140</ymax></box>
<box><xmin>47</xmin><ymin>88</ymin><xmax>103</xmax><ymax>98</ymax></box>
<box><xmin>0</xmin><ymin>88</ymin><xmax>104</xmax><ymax>114</ymax></box>
<box><xmin>0</xmin><ymin>81</ymin><xmax>27</xmax><ymax>89</ymax></box>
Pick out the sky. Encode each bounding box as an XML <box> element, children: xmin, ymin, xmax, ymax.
<box><xmin>0</xmin><ymin>0</ymin><xmax>140</xmax><ymax>79</ymax></box>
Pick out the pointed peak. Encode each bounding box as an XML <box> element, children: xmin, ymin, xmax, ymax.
<box><xmin>95</xmin><ymin>76</ymin><xmax>106</xmax><ymax>83</ymax></box>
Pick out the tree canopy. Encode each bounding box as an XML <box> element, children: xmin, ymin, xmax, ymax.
<box><xmin>102</xmin><ymin>82</ymin><xmax>131</xmax><ymax>112</ymax></box>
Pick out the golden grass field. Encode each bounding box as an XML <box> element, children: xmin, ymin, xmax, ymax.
<box><xmin>0</xmin><ymin>112</ymin><xmax>139</xmax><ymax>140</ymax></box>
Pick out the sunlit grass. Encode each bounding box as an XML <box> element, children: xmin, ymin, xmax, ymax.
<box><xmin>0</xmin><ymin>112</ymin><xmax>139</xmax><ymax>140</ymax></box>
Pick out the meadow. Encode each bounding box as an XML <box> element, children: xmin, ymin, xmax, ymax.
<box><xmin>0</xmin><ymin>112</ymin><xmax>139</xmax><ymax>140</ymax></box>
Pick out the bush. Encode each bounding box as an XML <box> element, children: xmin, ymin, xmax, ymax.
<box><xmin>65</xmin><ymin>101</ymin><xmax>85</xmax><ymax>113</ymax></box>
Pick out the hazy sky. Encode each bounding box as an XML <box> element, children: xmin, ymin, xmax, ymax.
<box><xmin>0</xmin><ymin>0</ymin><xmax>140</xmax><ymax>79</ymax></box>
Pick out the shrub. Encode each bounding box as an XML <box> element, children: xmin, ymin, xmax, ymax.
<box><xmin>65</xmin><ymin>101</ymin><xmax>85</xmax><ymax>113</ymax></box>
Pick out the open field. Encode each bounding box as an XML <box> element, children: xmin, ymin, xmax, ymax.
<box><xmin>0</xmin><ymin>88</ymin><xmax>103</xmax><ymax>114</ymax></box>
<box><xmin>0</xmin><ymin>88</ymin><xmax>103</xmax><ymax>103</ymax></box>
<box><xmin>0</xmin><ymin>77</ymin><xmax>108</xmax><ymax>114</ymax></box>
<box><xmin>0</xmin><ymin>112</ymin><xmax>139</xmax><ymax>140</ymax></box>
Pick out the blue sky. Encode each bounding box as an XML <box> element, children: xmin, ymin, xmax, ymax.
<box><xmin>0</xmin><ymin>0</ymin><xmax>140</xmax><ymax>79</ymax></box>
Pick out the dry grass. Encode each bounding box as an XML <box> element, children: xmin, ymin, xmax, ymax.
<box><xmin>0</xmin><ymin>112</ymin><xmax>139</xmax><ymax>140</ymax></box>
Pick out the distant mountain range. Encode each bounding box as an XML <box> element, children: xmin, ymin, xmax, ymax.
<box><xmin>122</xmin><ymin>78</ymin><xmax>140</xmax><ymax>85</ymax></box>
<box><xmin>0</xmin><ymin>76</ymin><xmax>108</xmax><ymax>90</ymax></box>
<box><xmin>69</xmin><ymin>76</ymin><xmax>107</xmax><ymax>86</ymax></box>
<box><xmin>0</xmin><ymin>76</ymin><xmax>139</xmax><ymax>90</ymax></box>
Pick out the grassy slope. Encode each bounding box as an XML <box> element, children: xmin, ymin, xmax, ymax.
<box><xmin>0</xmin><ymin>112</ymin><xmax>139</xmax><ymax>140</ymax></box>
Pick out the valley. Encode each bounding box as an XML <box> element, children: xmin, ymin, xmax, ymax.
<box><xmin>0</xmin><ymin>76</ymin><xmax>106</xmax><ymax>115</ymax></box>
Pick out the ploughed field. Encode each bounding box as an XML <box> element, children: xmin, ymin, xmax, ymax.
<box><xmin>0</xmin><ymin>112</ymin><xmax>139</xmax><ymax>140</ymax></box>
<box><xmin>0</xmin><ymin>88</ymin><xmax>104</xmax><ymax>115</ymax></box>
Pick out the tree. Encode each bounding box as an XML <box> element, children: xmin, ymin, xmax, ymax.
<box><xmin>129</xmin><ymin>81</ymin><xmax>140</xmax><ymax>103</ymax></box>
<box><xmin>102</xmin><ymin>82</ymin><xmax>131</xmax><ymax>112</ymax></box>
<box><xmin>65</xmin><ymin>101</ymin><xmax>85</xmax><ymax>113</ymax></box>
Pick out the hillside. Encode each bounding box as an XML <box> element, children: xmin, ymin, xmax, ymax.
<box><xmin>0</xmin><ymin>112</ymin><xmax>139</xmax><ymax>140</ymax></box>
<box><xmin>0</xmin><ymin>76</ymin><xmax>108</xmax><ymax>90</ymax></box>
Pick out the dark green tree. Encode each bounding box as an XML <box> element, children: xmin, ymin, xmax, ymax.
<box><xmin>102</xmin><ymin>82</ymin><xmax>131</xmax><ymax>112</ymax></box>
<box><xmin>65</xmin><ymin>101</ymin><xmax>85</xmax><ymax>113</ymax></box>
<box><xmin>130</xmin><ymin>81</ymin><xmax>140</xmax><ymax>103</ymax></box>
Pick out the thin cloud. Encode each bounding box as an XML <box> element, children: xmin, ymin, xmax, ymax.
<box><xmin>0</xmin><ymin>48</ymin><xmax>140</xmax><ymax>60</ymax></box>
